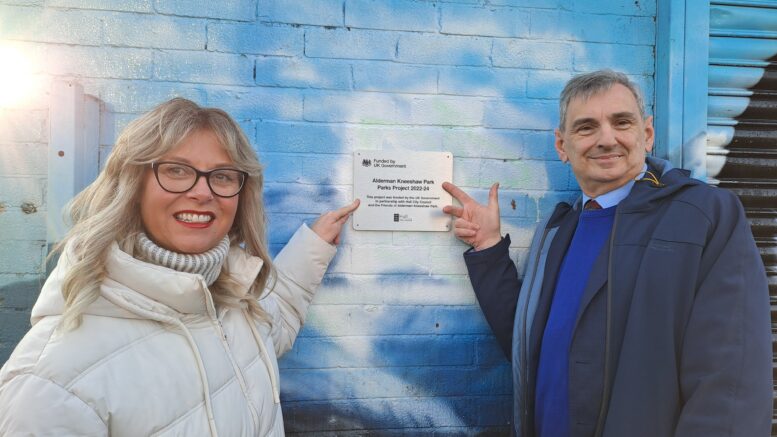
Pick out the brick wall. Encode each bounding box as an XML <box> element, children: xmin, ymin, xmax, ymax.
<box><xmin>0</xmin><ymin>0</ymin><xmax>656</xmax><ymax>433</ymax></box>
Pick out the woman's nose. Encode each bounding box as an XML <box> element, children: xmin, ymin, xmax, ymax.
<box><xmin>187</xmin><ymin>175</ymin><xmax>214</xmax><ymax>201</ymax></box>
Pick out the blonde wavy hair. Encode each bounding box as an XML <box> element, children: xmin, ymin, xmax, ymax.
<box><xmin>55</xmin><ymin>98</ymin><xmax>274</xmax><ymax>330</ymax></box>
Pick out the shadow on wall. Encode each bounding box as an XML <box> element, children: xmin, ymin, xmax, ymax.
<box><xmin>243</xmin><ymin>4</ymin><xmax>650</xmax><ymax>434</ymax></box>
<box><xmin>0</xmin><ymin>278</ymin><xmax>42</xmax><ymax>363</ymax></box>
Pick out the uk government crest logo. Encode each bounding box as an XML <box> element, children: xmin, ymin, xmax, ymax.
<box><xmin>362</xmin><ymin>159</ymin><xmax>372</xmax><ymax>167</ymax></box>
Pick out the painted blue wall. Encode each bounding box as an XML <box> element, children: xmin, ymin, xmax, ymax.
<box><xmin>0</xmin><ymin>0</ymin><xmax>656</xmax><ymax>433</ymax></box>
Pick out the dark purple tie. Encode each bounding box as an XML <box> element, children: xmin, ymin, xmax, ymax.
<box><xmin>584</xmin><ymin>199</ymin><xmax>602</xmax><ymax>210</ymax></box>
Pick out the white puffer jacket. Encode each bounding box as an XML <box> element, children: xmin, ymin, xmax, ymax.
<box><xmin>0</xmin><ymin>224</ymin><xmax>335</xmax><ymax>436</ymax></box>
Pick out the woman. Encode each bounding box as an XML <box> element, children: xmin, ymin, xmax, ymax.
<box><xmin>0</xmin><ymin>98</ymin><xmax>358</xmax><ymax>436</ymax></box>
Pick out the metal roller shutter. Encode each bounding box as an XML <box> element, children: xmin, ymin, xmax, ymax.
<box><xmin>706</xmin><ymin>1</ymin><xmax>777</xmax><ymax>433</ymax></box>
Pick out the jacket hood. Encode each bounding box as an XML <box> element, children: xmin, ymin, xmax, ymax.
<box><xmin>546</xmin><ymin>157</ymin><xmax>701</xmax><ymax>228</ymax></box>
<box><xmin>618</xmin><ymin>156</ymin><xmax>702</xmax><ymax>213</ymax></box>
<box><xmin>30</xmin><ymin>241</ymin><xmax>264</xmax><ymax>325</ymax></box>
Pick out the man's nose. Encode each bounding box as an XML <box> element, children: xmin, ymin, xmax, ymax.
<box><xmin>598</xmin><ymin>123</ymin><xmax>618</xmax><ymax>147</ymax></box>
<box><xmin>187</xmin><ymin>175</ymin><xmax>214</xmax><ymax>201</ymax></box>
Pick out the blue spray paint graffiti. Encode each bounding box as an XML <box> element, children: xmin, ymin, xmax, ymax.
<box><xmin>0</xmin><ymin>0</ymin><xmax>658</xmax><ymax>433</ymax></box>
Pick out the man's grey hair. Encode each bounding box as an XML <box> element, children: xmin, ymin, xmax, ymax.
<box><xmin>558</xmin><ymin>69</ymin><xmax>646</xmax><ymax>131</ymax></box>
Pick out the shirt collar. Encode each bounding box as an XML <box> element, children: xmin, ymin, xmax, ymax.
<box><xmin>582</xmin><ymin>163</ymin><xmax>648</xmax><ymax>209</ymax></box>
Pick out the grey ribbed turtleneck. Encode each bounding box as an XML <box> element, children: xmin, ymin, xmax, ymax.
<box><xmin>134</xmin><ymin>233</ymin><xmax>230</xmax><ymax>286</ymax></box>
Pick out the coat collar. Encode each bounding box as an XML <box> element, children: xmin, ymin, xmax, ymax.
<box><xmin>31</xmin><ymin>241</ymin><xmax>265</xmax><ymax>324</ymax></box>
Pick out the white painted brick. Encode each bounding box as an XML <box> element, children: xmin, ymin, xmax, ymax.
<box><xmin>442</xmin><ymin>127</ymin><xmax>554</xmax><ymax>161</ymax></box>
<box><xmin>346</xmin><ymin>0</ymin><xmax>437</xmax><ymax>32</ymax></box>
<box><xmin>429</xmin><ymin>245</ymin><xmax>469</xmax><ymax>275</ymax></box>
<box><xmin>338</xmin><ymin>228</ymin><xmax>392</xmax><ymax>245</ymax></box>
<box><xmin>492</xmin><ymin>39</ymin><xmax>573</xmax><ymax>69</ymax></box>
<box><xmin>501</xmin><ymin>216</ymin><xmax>538</xmax><ymax>248</ymax></box>
<box><xmin>0</xmin><ymin>208</ymin><xmax>45</xmax><ymax>241</ymax></box>
<box><xmin>0</xmin><ymin>143</ymin><xmax>47</xmax><ymax>175</ymax></box>
<box><xmin>403</xmin><ymin>96</ymin><xmax>484</xmax><ymax>127</ymax></box>
<box><xmin>480</xmin><ymin>159</ymin><xmax>569</xmax><ymax>190</ymax></box>
<box><xmin>573</xmin><ymin>42</ymin><xmax>655</xmax><ymax>75</ymax></box>
<box><xmin>0</xmin><ymin>240</ymin><xmax>45</xmax><ymax>274</ymax></box>
<box><xmin>256</xmin><ymin>57</ymin><xmax>351</xmax><ymax>90</ymax></box>
<box><xmin>440</xmin><ymin>4</ymin><xmax>530</xmax><ymax>38</ymax></box>
<box><xmin>154</xmin><ymin>0</ymin><xmax>254</xmax><ymax>21</ymax></box>
<box><xmin>154</xmin><ymin>50</ymin><xmax>254</xmax><ymax>86</ymax></box>
<box><xmin>48</xmin><ymin>46</ymin><xmax>153</xmax><ymax>80</ymax></box>
<box><xmin>303</xmin><ymin>303</ymin><xmax>491</xmax><ymax>336</ymax></box>
<box><xmin>391</xmin><ymin>231</ymin><xmax>459</xmax><ymax>247</ymax></box>
<box><xmin>314</xmin><ymin>274</ymin><xmax>476</xmax><ymax>305</ymax></box>
<box><xmin>438</xmin><ymin>66</ymin><xmax>527</xmax><ymax>98</ymax></box>
<box><xmin>0</xmin><ymin>6</ymin><xmax>103</xmax><ymax>45</ymax></box>
<box><xmin>46</xmin><ymin>0</ymin><xmax>153</xmax><ymax>12</ymax></box>
<box><xmin>489</xmin><ymin>0</ymin><xmax>564</xmax><ymax>7</ymax></box>
<box><xmin>0</xmin><ymin>177</ymin><xmax>44</xmax><ymax>207</ymax></box>
<box><xmin>570</xmin><ymin>0</ymin><xmax>655</xmax><ymax>16</ymax></box>
<box><xmin>451</xmin><ymin>156</ymin><xmax>481</xmax><ymax>187</ymax></box>
<box><xmin>103</xmin><ymin>12</ymin><xmax>206</xmax><ymax>50</ymax></box>
<box><xmin>303</xmin><ymin>91</ymin><xmax>398</xmax><ymax>124</ymax></box>
<box><xmin>258</xmin><ymin>0</ymin><xmax>344</xmax><ymax>27</ymax></box>
<box><xmin>99</xmin><ymin>112</ymin><xmax>139</xmax><ymax>146</ymax></box>
<box><xmin>353</xmin><ymin>62</ymin><xmax>437</xmax><ymax>94</ymax></box>
<box><xmin>397</xmin><ymin>33</ymin><xmax>491</xmax><ymax>66</ymax></box>
<box><xmin>0</xmin><ymin>273</ymin><xmax>42</xmax><ymax>309</ymax></box>
<box><xmin>345</xmin><ymin>125</ymin><xmax>445</xmax><ymax>152</ymax></box>
<box><xmin>0</xmin><ymin>110</ymin><xmax>46</xmax><ymax>143</ymax></box>
<box><xmin>206</xmin><ymin>86</ymin><xmax>303</xmax><ymax>121</ymax></box>
<box><xmin>92</xmin><ymin>80</ymin><xmax>207</xmax><ymax>113</ymax></box>
<box><xmin>264</xmin><ymin>182</ymin><xmax>351</xmax><ymax>214</ymax></box>
<box><xmin>305</xmin><ymin>28</ymin><xmax>397</xmax><ymax>61</ymax></box>
<box><xmin>350</xmin><ymin>245</ymin><xmax>432</xmax><ymax>274</ymax></box>
<box><xmin>208</xmin><ymin>22</ymin><xmax>303</xmax><ymax>56</ymax></box>
<box><xmin>482</xmin><ymin>99</ymin><xmax>557</xmax><ymax>130</ymax></box>
<box><xmin>261</xmin><ymin>152</ymin><xmax>303</xmax><ymax>183</ymax></box>
<box><xmin>301</xmin><ymin>153</ymin><xmax>352</xmax><ymax>185</ymax></box>
<box><xmin>526</xmin><ymin>70</ymin><xmax>573</xmax><ymax>99</ymax></box>
<box><xmin>531</xmin><ymin>10</ymin><xmax>655</xmax><ymax>45</ymax></box>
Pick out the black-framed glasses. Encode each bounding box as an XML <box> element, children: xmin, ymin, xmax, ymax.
<box><xmin>151</xmin><ymin>161</ymin><xmax>248</xmax><ymax>198</ymax></box>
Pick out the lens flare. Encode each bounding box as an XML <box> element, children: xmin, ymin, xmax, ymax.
<box><xmin>0</xmin><ymin>45</ymin><xmax>37</xmax><ymax>107</ymax></box>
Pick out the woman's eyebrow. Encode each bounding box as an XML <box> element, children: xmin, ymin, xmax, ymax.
<box><xmin>161</xmin><ymin>156</ymin><xmax>236</xmax><ymax>168</ymax></box>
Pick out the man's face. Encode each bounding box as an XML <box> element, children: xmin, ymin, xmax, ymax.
<box><xmin>555</xmin><ymin>83</ymin><xmax>654</xmax><ymax>197</ymax></box>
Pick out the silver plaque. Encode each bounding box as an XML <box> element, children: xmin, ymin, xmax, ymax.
<box><xmin>353</xmin><ymin>150</ymin><xmax>453</xmax><ymax>231</ymax></box>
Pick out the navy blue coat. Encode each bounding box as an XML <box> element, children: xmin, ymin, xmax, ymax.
<box><xmin>464</xmin><ymin>157</ymin><xmax>772</xmax><ymax>437</ymax></box>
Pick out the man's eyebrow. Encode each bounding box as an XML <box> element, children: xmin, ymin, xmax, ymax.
<box><xmin>570</xmin><ymin>117</ymin><xmax>599</xmax><ymax>130</ymax></box>
<box><xmin>610</xmin><ymin>111</ymin><xmax>638</xmax><ymax>120</ymax></box>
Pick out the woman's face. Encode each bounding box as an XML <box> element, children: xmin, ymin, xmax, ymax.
<box><xmin>139</xmin><ymin>129</ymin><xmax>240</xmax><ymax>254</ymax></box>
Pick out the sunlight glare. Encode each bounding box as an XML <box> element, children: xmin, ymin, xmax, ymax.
<box><xmin>0</xmin><ymin>45</ymin><xmax>37</xmax><ymax>107</ymax></box>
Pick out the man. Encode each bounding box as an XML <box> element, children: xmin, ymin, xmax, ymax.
<box><xmin>443</xmin><ymin>70</ymin><xmax>772</xmax><ymax>437</ymax></box>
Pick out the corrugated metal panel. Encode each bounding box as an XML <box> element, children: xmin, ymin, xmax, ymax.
<box><xmin>708</xmin><ymin>2</ymin><xmax>777</xmax><ymax>433</ymax></box>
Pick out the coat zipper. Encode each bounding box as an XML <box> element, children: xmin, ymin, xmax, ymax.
<box><xmin>593</xmin><ymin>210</ymin><xmax>619</xmax><ymax>436</ymax></box>
<box><xmin>211</xmin><ymin>316</ymin><xmax>262</xmax><ymax>432</ymax></box>
<box><xmin>521</xmin><ymin>227</ymin><xmax>552</xmax><ymax>436</ymax></box>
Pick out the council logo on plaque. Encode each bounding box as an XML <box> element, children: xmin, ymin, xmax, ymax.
<box><xmin>352</xmin><ymin>151</ymin><xmax>453</xmax><ymax>232</ymax></box>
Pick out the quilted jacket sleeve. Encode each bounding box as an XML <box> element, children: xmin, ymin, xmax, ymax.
<box><xmin>0</xmin><ymin>374</ymin><xmax>107</xmax><ymax>436</ymax></box>
<box><xmin>261</xmin><ymin>224</ymin><xmax>337</xmax><ymax>357</ymax></box>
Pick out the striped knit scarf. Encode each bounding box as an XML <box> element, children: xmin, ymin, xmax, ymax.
<box><xmin>135</xmin><ymin>233</ymin><xmax>230</xmax><ymax>286</ymax></box>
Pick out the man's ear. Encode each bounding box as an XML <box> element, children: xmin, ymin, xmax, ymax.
<box><xmin>644</xmin><ymin>115</ymin><xmax>655</xmax><ymax>153</ymax></box>
<box><xmin>554</xmin><ymin>128</ymin><xmax>568</xmax><ymax>163</ymax></box>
